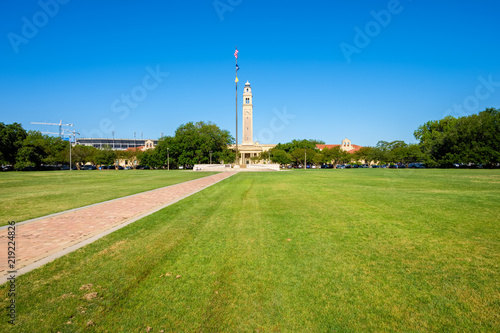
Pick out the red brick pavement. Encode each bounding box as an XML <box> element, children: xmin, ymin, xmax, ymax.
<box><xmin>0</xmin><ymin>172</ymin><xmax>236</xmax><ymax>277</ymax></box>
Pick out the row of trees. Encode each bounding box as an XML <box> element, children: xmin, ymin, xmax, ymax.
<box><xmin>414</xmin><ymin>108</ymin><xmax>499</xmax><ymax>167</ymax></box>
<box><xmin>2</xmin><ymin>108</ymin><xmax>498</xmax><ymax>169</ymax></box>
<box><xmin>267</xmin><ymin>139</ymin><xmax>425</xmax><ymax>167</ymax></box>
<box><xmin>266</xmin><ymin>108</ymin><xmax>499</xmax><ymax>167</ymax></box>
<box><xmin>0</xmin><ymin>121</ymin><xmax>235</xmax><ymax>170</ymax></box>
<box><xmin>137</xmin><ymin>121</ymin><xmax>235</xmax><ymax>168</ymax></box>
<box><xmin>0</xmin><ymin>122</ymin><xmax>142</xmax><ymax>169</ymax></box>
<box><xmin>0</xmin><ymin>124</ymin><xmax>71</xmax><ymax>169</ymax></box>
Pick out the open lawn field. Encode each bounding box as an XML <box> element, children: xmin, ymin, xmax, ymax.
<box><xmin>1</xmin><ymin>169</ymin><xmax>499</xmax><ymax>331</ymax></box>
<box><xmin>0</xmin><ymin>170</ymin><xmax>216</xmax><ymax>226</ymax></box>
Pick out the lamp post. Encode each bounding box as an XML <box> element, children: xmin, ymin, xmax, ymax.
<box><xmin>64</xmin><ymin>129</ymin><xmax>79</xmax><ymax>171</ymax></box>
<box><xmin>210</xmin><ymin>150</ymin><xmax>212</xmax><ymax>165</ymax></box>
<box><xmin>304</xmin><ymin>148</ymin><xmax>307</xmax><ymax>170</ymax></box>
<box><xmin>134</xmin><ymin>131</ymin><xmax>136</xmax><ymax>148</ymax></box>
<box><xmin>167</xmin><ymin>147</ymin><xmax>170</xmax><ymax>171</ymax></box>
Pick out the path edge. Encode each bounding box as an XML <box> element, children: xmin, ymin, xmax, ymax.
<box><xmin>0</xmin><ymin>172</ymin><xmax>237</xmax><ymax>284</ymax></box>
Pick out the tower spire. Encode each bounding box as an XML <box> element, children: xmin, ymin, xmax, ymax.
<box><xmin>242</xmin><ymin>81</ymin><xmax>253</xmax><ymax>145</ymax></box>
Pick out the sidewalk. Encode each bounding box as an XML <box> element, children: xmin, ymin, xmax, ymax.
<box><xmin>0</xmin><ymin>172</ymin><xmax>236</xmax><ymax>283</ymax></box>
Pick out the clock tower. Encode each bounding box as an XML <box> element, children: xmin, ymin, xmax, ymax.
<box><xmin>242</xmin><ymin>81</ymin><xmax>253</xmax><ymax>145</ymax></box>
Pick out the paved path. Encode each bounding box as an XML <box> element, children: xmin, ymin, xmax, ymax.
<box><xmin>0</xmin><ymin>172</ymin><xmax>236</xmax><ymax>283</ymax></box>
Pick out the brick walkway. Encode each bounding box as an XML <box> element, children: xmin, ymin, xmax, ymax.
<box><xmin>0</xmin><ymin>172</ymin><xmax>236</xmax><ymax>281</ymax></box>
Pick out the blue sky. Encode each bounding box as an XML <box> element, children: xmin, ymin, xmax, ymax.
<box><xmin>1</xmin><ymin>0</ymin><xmax>499</xmax><ymax>146</ymax></box>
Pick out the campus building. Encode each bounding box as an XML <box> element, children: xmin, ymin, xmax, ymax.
<box><xmin>316</xmin><ymin>138</ymin><xmax>363</xmax><ymax>154</ymax></box>
<box><xmin>228</xmin><ymin>81</ymin><xmax>276</xmax><ymax>164</ymax></box>
<box><xmin>75</xmin><ymin>138</ymin><xmax>158</xmax><ymax>150</ymax></box>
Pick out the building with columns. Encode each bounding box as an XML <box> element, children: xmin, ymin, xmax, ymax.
<box><xmin>228</xmin><ymin>81</ymin><xmax>363</xmax><ymax>166</ymax></box>
<box><xmin>229</xmin><ymin>81</ymin><xmax>276</xmax><ymax>165</ymax></box>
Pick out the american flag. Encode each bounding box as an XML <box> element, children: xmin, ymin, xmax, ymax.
<box><xmin>234</xmin><ymin>48</ymin><xmax>238</xmax><ymax>59</ymax></box>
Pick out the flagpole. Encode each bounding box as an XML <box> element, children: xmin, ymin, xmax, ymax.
<box><xmin>235</xmin><ymin>47</ymin><xmax>238</xmax><ymax>165</ymax></box>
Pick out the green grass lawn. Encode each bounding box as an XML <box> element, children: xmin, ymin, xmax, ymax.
<box><xmin>1</xmin><ymin>169</ymin><xmax>499</xmax><ymax>331</ymax></box>
<box><xmin>0</xmin><ymin>170</ymin><xmax>216</xmax><ymax>225</ymax></box>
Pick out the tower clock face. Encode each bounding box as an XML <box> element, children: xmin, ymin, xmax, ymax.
<box><xmin>245</xmin><ymin>110</ymin><xmax>250</xmax><ymax>114</ymax></box>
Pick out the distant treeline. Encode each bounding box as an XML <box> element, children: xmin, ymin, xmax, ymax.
<box><xmin>269</xmin><ymin>108</ymin><xmax>499</xmax><ymax>167</ymax></box>
<box><xmin>0</xmin><ymin>121</ymin><xmax>235</xmax><ymax>170</ymax></box>
<box><xmin>1</xmin><ymin>108</ymin><xmax>498</xmax><ymax>170</ymax></box>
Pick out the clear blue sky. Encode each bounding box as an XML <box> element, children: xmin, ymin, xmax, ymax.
<box><xmin>1</xmin><ymin>0</ymin><xmax>499</xmax><ymax>146</ymax></box>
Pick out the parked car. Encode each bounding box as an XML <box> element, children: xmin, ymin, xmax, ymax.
<box><xmin>409</xmin><ymin>163</ymin><xmax>425</xmax><ymax>168</ymax></box>
<box><xmin>1</xmin><ymin>165</ymin><xmax>14</xmax><ymax>171</ymax></box>
<box><xmin>371</xmin><ymin>165</ymin><xmax>379</xmax><ymax>168</ymax></box>
<box><xmin>20</xmin><ymin>166</ymin><xmax>37</xmax><ymax>171</ymax></box>
<box><xmin>117</xmin><ymin>166</ymin><xmax>124</xmax><ymax>170</ymax></box>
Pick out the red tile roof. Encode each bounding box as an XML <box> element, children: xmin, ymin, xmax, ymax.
<box><xmin>125</xmin><ymin>146</ymin><xmax>145</xmax><ymax>152</ymax></box>
<box><xmin>316</xmin><ymin>144</ymin><xmax>339</xmax><ymax>150</ymax></box>
<box><xmin>316</xmin><ymin>144</ymin><xmax>364</xmax><ymax>154</ymax></box>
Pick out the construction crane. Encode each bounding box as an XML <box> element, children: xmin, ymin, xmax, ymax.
<box><xmin>30</xmin><ymin>120</ymin><xmax>79</xmax><ymax>170</ymax></box>
<box><xmin>30</xmin><ymin>120</ymin><xmax>73</xmax><ymax>138</ymax></box>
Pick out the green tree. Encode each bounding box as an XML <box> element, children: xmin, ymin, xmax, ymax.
<box><xmin>138</xmin><ymin>149</ymin><xmax>164</xmax><ymax>168</ymax></box>
<box><xmin>116</xmin><ymin>148</ymin><xmax>140</xmax><ymax>169</ymax></box>
<box><xmin>14</xmin><ymin>131</ymin><xmax>50</xmax><ymax>169</ymax></box>
<box><xmin>374</xmin><ymin>140</ymin><xmax>408</xmax><ymax>164</ymax></box>
<box><xmin>94</xmin><ymin>147</ymin><xmax>116</xmax><ymax>166</ymax></box>
<box><xmin>44</xmin><ymin>136</ymin><xmax>69</xmax><ymax>165</ymax></box>
<box><xmin>290</xmin><ymin>147</ymin><xmax>316</xmax><ymax>166</ymax></box>
<box><xmin>219</xmin><ymin>148</ymin><xmax>236</xmax><ymax>164</ymax></box>
<box><xmin>312</xmin><ymin>151</ymin><xmax>327</xmax><ymax>166</ymax></box>
<box><xmin>337</xmin><ymin>149</ymin><xmax>351</xmax><ymax>165</ymax></box>
<box><xmin>414</xmin><ymin>108</ymin><xmax>500</xmax><ymax>166</ymax></box>
<box><xmin>0</xmin><ymin>122</ymin><xmax>27</xmax><ymax>165</ymax></box>
<box><xmin>321</xmin><ymin>146</ymin><xmax>344</xmax><ymax>165</ymax></box>
<box><xmin>274</xmin><ymin>139</ymin><xmax>324</xmax><ymax>153</ymax></box>
<box><xmin>250</xmin><ymin>153</ymin><xmax>262</xmax><ymax>164</ymax></box>
<box><xmin>155</xmin><ymin>121</ymin><xmax>234</xmax><ymax>168</ymax></box>
<box><xmin>405</xmin><ymin>144</ymin><xmax>425</xmax><ymax>163</ymax></box>
<box><xmin>70</xmin><ymin>145</ymin><xmax>97</xmax><ymax>169</ymax></box>
<box><xmin>352</xmin><ymin>146</ymin><xmax>374</xmax><ymax>165</ymax></box>
<box><xmin>269</xmin><ymin>148</ymin><xmax>291</xmax><ymax>166</ymax></box>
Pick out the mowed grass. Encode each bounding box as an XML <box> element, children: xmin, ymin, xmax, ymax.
<box><xmin>0</xmin><ymin>170</ymin><xmax>216</xmax><ymax>225</ymax></box>
<box><xmin>1</xmin><ymin>169</ymin><xmax>499</xmax><ymax>331</ymax></box>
